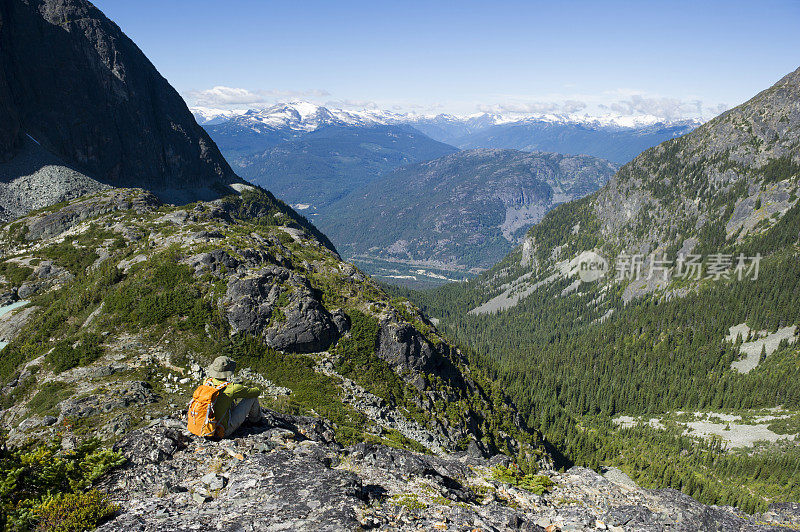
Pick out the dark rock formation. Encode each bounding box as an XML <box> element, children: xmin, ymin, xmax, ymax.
<box><xmin>265</xmin><ymin>295</ymin><xmax>339</xmax><ymax>353</ymax></box>
<box><xmin>0</xmin><ymin>0</ymin><xmax>243</xmax><ymax>205</ymax></box>
<box><xmin>223</xmin><ymin>265</ymin><xmax>340</xmax><ymax>353</ymax></box>
<box><xmin>377</xmin><ymin>320</ymin><xmax>439</xmax><ymax>375</ymax></box>
<box><xmin>376</xmin><ymin>318</ymin><xmax>464</xmax><ymax>390</ymax></box>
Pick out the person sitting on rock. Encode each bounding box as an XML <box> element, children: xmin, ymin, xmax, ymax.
<box><xmin>188</xmin><ymin>356</ymin><xmax>263</xmax><ymax>438</ymax></box>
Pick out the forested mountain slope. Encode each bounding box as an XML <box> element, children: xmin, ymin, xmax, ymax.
<box><xmin>204</xmin><ymin>113</ymin><xmax>458</xmax><ymax>208</ymax></box>
<box><xmin>407</xmin><ymin>66</ymin><xmax>800</xmax><ymax>513</ymax></box>
<box><xmin>318</xmin><ymin>149</ymin><xmax>616</xmax><ymax>280</ymax></box>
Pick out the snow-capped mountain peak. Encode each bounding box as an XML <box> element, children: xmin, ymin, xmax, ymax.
<box><xmin>191</xmin><ymin>106</ymin><xmax>247</xmax><ymax>125</ymax></box>
<box><xmin>192</xmin><ymin>101</ymin><xmax>409</xmax><ymax>132</ymax></box>
<box><xmin>191</xmin><ymin>101</ymin><xmax>705</xmax><ymax>134</ymax></box>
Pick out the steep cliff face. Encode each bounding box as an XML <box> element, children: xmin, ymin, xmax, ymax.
<box><xmin>0</xmin><ymin>8</ymin><xmax>20</xmax><ymax>163</ymax></box>
<box><xmin>0</xmin><ymin>0</ymin><xmax>242</xmax><ymax>204</ymax></box>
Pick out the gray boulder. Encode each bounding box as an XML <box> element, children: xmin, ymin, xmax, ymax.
<box><xmin>223</xmin><ymin>266</ymin><xmax>339</xmax><ymax>353</ymax></box>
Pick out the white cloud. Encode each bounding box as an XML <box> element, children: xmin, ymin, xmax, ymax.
<box><xmin>189</xmin><ymin>86</ymin><xmax>265</xmax><ymax>106</ymax></box>
<box><xmin>265</xmin><ymin>88</ymin><xmax>331</xmax><ymax>99</ymax></box>
<box><xmin>602</xmin><ymin>95</ymin><xmax>699</xmax><ymax>121</ymax></box>
<box><xmin>324</xmin><ymin>99</ymin><xmax>381</xmax><ymax>110</ymax></box>
<box><xmin>562</xmin><ymin>100</ymin><xmax>588</xmax><ymax>113</ymax></box>
<box><xmin>598</xmin><ymin>94</ymin><xmax>729</xmax><ymax>121</ymax></box>
<box><xmin>185</xmin><ymin>86</ymin><xmax>331</xmax><ymax>108</ymax></box>
<box><xmin>477</xmin><ymin>99</ymin><xmax>589</xmax><ymax>116</ymax></box>
<box><xmin>478</xmin><ymin>101</ymin><xmax>561</xmax><ymax>115</ymax></box>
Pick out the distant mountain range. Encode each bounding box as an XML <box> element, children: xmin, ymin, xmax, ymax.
<box><xmin>415</xmin><ymin>116</ymin><xmax>701</xmax><ymax>164</ymax></box>
<box><xmin>195</xmin><ymin>102</ymin><xmax>702</xmax><ymax>164</ymax></box>
<box><xmin>195</xmin><ymin>103</ymin><xmax>688</xmax><ymax>284</ymax></box>
<box><xmin>192</xmin><ymin>102</ymin><xmax>404</xmax><ymax>130</ymax></box>
<box><xmin>202</xmin><ymin>107</ymin><xmax>457</xmax><ymax>207</ymax></box>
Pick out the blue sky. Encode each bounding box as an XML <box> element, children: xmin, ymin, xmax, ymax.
<box><xmin>94</xmin><ymin>0</ymin><xmax>800</xmax><ymax>119</ymax></box>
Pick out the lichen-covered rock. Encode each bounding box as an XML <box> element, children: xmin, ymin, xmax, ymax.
<box><xmin>95</xmin><ymin>420</ymin><xmax>794</xmax><ymax>531</ymax></box>
<box><xmin>20</xmin><ymin>188</ymin><xmax>161</xmax><ymax>240</ymax></box>
<box><xmin>222</xmin><ymin>266</ymin><xmax>340</xmax><ymax>353</ymax></box>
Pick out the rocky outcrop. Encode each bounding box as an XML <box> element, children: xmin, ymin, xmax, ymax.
<box><xmin>0</xmin><ymin>0</ymin><xmax>243</xmax><ymax>210</ymax></box>
<box><xmin>376</xmin><ymin>318</ymin><xmax>463</xmax><ymax>390</ymax></box>
<box><xmin>99</xmin><ymin>421</ymin><xmax>364</xmax><ymax>532</ymax></box>
<box><xmin>377</xmin><ymin>320</ymin><xmax>439</xmax><ymax>374</ymax></box>
<box><xmin>18</xmin><ymin>188</ymin><xmax>161</xmax><ymax>241</ymax></box>
<box><xmin>96</xmin><ymin>418</ymin><xmax>797</xmax><ymax>531</ymax></box>
<box><xmin>223</xmin><ymin>265</ymin><xmax>340</xmax><ymax>353</ymax></box>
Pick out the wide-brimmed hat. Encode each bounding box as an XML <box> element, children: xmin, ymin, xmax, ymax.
<box><xmin>207</xmin><ymin>356</ymin><xmax>236</xmax><ymax>380</ymax></box>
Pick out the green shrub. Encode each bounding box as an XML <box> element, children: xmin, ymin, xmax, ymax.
<box><xmin>332</xmin><ymin>310</ymin><xmax>395</xmax><ymax>401</ymax></box>
<box><xmin>0</xmin><ymin>373</ymin><xmax>37</xmax><ymax>410</ymax></box>
<box><xmin>26</xmin><ymin>382</ymin><xmax>73</xmax><ymax>417</ymax></box>
<box><xmin>224</xmin><ymin>334</ymin><xmax>370</xmax><ymax>445</ymax></box>
<box><xmin>34</xmin><ymin>490</ymin><xmax>119</xmax><ymax>532</ymax></box>
<box><xmin>760</xmin><ymin>155</ymin><xmax>800</xmax><ymax>184</ymax></box>
<box><xmin>0</xmin><ymin>262</ymin><xmax>124</xmax><ymax>384</ymax></box>
<box><xmin>381</xmin><ymin>429</ymin><xmax>429</xmax><ymax>454</ymax></box>
<box><xmin>0</xmin><ymin>437</ymin><xmax>125</xmax><ymax>530</ymax></box>
<box><xmin>46</xmin><ymin>334</ymin><xmax>104</xmax><ymax>373</ymax></box>
<box><xmin>490</xmin><ymin>465</ymin><xmax>554</xmax><ymax>495</ymax></box>
<box><xmin>37</xmin><ymin>243</ymin><xmax>99</xmax><ymax>274</ymax></box>
<box><xmin>276</xmin><ymin>231</ymin><xmax>294</xmax><ymax>245</ymax></box>
<box><xmin>7</xmin><ymin>222</ymin><xmax>29</xmax><ymax>244</ymax></box>
<box><xmin>0</xmin><ymin>261</ymin><xmax>34</xmax><ymax>287</ymax></box>
<box><xmin>105</xmin><ymin>260</ymin><xmax>212</xmax><ymax>332</ymax></box>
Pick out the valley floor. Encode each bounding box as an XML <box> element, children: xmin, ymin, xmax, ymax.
<box><xmin>350</xmin><ymin>255</ymin><xmax>475</xmax><ymax>289</ymax></box>
<box><xmin>613</xmin><ymin>409</ymin><xmax>800</xmax><ymax>450</ymax></box>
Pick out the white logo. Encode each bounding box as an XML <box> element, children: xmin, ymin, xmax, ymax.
<box><xmin>576</xmin><ymin>251</ymin><xmax>609</xmax><ymax>282</ymax></box>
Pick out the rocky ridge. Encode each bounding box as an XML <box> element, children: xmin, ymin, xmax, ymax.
<box><xmin>0</xmin><ymin>188</ymin><xmax>544</xmax><ymax>462</ymax></box>
<box><xmin>92</xmin><ymin>416</ymin><xmax>800</xmax><ymax>531</ymax></box>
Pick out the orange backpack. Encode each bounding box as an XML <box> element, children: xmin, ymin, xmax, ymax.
<box><xmin>187</xmin><ymin>378</ymin><xmax>230</xmax><ymax>438</ymax></box>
